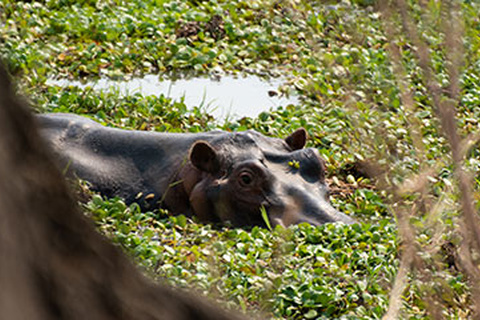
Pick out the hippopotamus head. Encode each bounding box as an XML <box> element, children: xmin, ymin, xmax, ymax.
<box><xmin>182</xmin><ymin>128</ymin><xmax>355</xmax><ymax>228</ymax></box>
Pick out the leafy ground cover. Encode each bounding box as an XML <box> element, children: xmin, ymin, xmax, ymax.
<box><xmin>2</xmin><ymin>0</ymin><xmax>480</xmax><ymax>318</ymax></box>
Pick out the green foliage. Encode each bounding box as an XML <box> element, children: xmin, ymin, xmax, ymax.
<box><xmin>85</xmin><ymin>196</ymin><xmax>396</xmax><ymax>319</ymax></box>
<box><xmin>34</xmin><ymin>85</ymin><xmax>216</xmax><ymax>132</ymax></box>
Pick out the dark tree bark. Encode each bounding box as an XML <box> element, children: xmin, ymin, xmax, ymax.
<box><xmin>0</xmin><ymin>63</ymin><xmax>248</xmax><ymax>320</ymax></box>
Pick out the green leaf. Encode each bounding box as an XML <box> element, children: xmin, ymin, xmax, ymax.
<box><xmin>260</xmin><ymin>205</ymin><xmax>272</xmax><ymax>231</ymax></box>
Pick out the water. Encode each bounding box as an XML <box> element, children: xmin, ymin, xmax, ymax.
<box><xmin>47</xmin><ymin>74</ymin><xmax>298</xmax><ymax>121</ymax></box>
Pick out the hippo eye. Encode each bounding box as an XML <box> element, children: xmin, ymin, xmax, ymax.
<box><xmin>239</xmin><ymin>171</ymin><xmax>254</xmax><ymax>187</ymax></box>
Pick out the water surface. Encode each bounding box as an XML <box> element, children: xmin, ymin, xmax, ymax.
<box><xmin>47</xmin><ymin>75</ymin><xmax>298</xmax><ymax>121</ymax></box>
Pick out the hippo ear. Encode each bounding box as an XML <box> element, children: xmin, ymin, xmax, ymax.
<box><xmin>285</xmin><ymin>128</ymin><xmax>307</xmax><ymax>150</ymax></box>
<box><xmin>189</xmin><ymin>141</ymin><xmax>220</xmax><ymax>173</ymax></box>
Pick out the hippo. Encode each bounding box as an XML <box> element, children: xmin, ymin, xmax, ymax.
<box><xmin>37</xmin><ymin>113</ymin><xmax>355</xmax><ymax>227</ymax></box>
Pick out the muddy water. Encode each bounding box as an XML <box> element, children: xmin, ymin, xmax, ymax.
<box><xmin>47</xmin><ymin>74</ymin><xmax>298</xmax><ymax>122</ymax></box>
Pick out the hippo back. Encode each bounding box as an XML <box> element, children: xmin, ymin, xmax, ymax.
<box><xmin>38</xmin><ymin>113</ymin><xmax>222</xmax><ymax>208</ymax></box>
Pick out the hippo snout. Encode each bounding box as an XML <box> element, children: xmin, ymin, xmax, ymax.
<box><xmin>268</xmin><ymin>186</ymin><xmax>356</xmax><ymax>227</ymax></box>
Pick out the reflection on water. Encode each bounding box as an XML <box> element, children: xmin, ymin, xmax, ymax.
<box><xmin>47</xmin><ymin>75</ymin><xmax>298</xmax><ymax>122</ymax></box>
